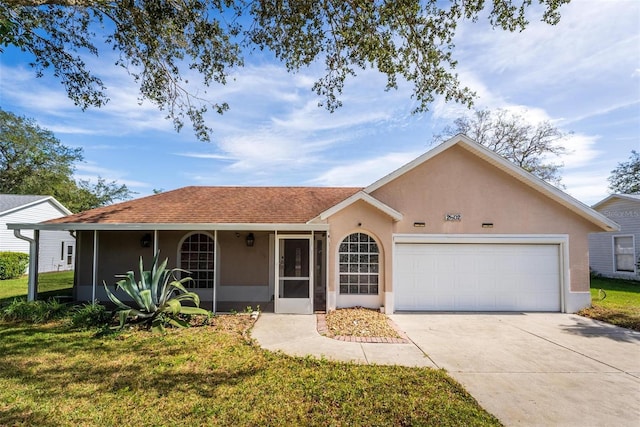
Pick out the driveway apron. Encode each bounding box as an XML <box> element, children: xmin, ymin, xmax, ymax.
<box><xmin>390</xmin><ymin>313</ymin><xmax>640</xmax><ymax>427</ymax></box>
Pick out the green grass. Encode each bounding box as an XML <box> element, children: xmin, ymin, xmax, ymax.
<box><xmin>579</xmin><ymin>277</ymin><xmax>640</xmax><ymax>331</ymax></box>
<box><xmin>0</xmin><ymin>271</ymin><xmax>73</xmax><ymax>304</ymax></box>
<box><xmin>0</xmin><ymin>316</ymin><xmax>501</xmax><ymax>426</ymax></box>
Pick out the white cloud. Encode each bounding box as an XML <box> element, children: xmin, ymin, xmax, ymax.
<box><xmin>559</xmin><ymin>134</ymin><xmax>602</xmax><ymax>170</ymax></box>
<box><xmin>74</xmin><ymin>162</ymin><xmax>151</xmax><ymax>189</ymax></box>
<box><xmin>174</xmin><ymin>152</ymin><xmax>233</xmax><ymax>160</ymax></box>
<box><xmin>311</xmin><ymin>151</ymin><xmax>424</xmax><ymax>187</ymax></box>
<box><xmin>455</xmin><ymin>1</ymin><xmax>640</xmax><ymax>87</ymax></box>
<box><xmin>562</xmin><ymin>172</ymin><xmax>611</xmax><ymax>206</ymax></box>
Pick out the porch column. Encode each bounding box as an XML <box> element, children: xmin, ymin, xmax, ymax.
<box><xmin>13</xmin><ymin>229</ymin><xmax>39</xmax><ymax>301</ymax></box>
<box><xmin>153</xmin><ymin>229</ymin><xmax>159</xmax><ymax>254</ymax></box>
<box><xmin>212</xmin><ymin>230</ymin><xmax>217</xmax><ymax>313</ymax></box>
<box><xmin>92</xmin><ymin>230</ymin><xmax>99</xmax><ymax>303</ymax></box>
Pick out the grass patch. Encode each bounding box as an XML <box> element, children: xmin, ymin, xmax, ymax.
<box><xmin>0</xmin><ymin>271</ymin><xmax>73</xmax><ymax>304</ymax></box>
<box><xmin>0</xmin><ymin>316</ymin><xmax>500</xmax><ymax>426</ymax></box>
<box><xmin>578</xmin><ymin>277</ymin><xmax>640</xmax><ymax>331</ymax></box>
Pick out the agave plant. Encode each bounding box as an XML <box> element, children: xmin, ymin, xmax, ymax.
<box><xmin>104</xmin><ymin>253</ymin><xmax>209</xmax><ymax>332</ymax></box>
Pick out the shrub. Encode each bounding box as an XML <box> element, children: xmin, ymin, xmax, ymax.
<box><xmin>70</xmin><ymin>302</ymin><xmax>113</xmax><ymax>329</ymax></box>
<box><xmin>0</xmin><ymin>252</ymin><xmax>29</xmax><ymax>280</ymax></box>
<box><xmin>104</xmin><ymin>252</ymin><xmax>210</xmax><ymax>332</ymax></box>
<box><xmin>0</xmin><ymin>297</ymin><xmax>69</xmax><ymax>323</ymax></box>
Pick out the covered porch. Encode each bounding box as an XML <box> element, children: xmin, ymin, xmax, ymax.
<box><xmin>8</xmin><ymin>223</ymin><xmax>329</xmax><ymax>314</ymax></box>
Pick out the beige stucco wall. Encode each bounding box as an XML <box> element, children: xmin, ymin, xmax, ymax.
<box><xmin>217</xmin><ymin>231</ymin><xmax>270</xmax><ymax>286</ymax></box>
<box><xmin>325</xmin><ymin>145</ymin><xmax>602</xmax><ymax>305</ymax></box>
<box><xmin>327</xmin><ymin>200</ymin><xmax>394</xmax><ymax>300</ymax></box>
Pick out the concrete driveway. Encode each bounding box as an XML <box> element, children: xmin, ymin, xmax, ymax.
<box><xmin>390</xmin><ymin>313</ymin><xmax>640</xmax><ymax>427</ymax></box>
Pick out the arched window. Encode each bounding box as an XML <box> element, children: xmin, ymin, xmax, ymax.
<box><xmin>179</xmin><ymin>233</ymin><xmax>215</xmax><ymax>288</ymax></box>
<box><xmin>338</xmin><ymin>232</ymin><xmax>379</xmax><ymax>295</ymax></box>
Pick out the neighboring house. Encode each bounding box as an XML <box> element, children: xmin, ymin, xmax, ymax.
<box><xmin>9</xmin><ymin>135</ymin><xmax>617</xmax><ymax>313</ymax></box>
<box><xmin>0</xmin><ymin>194</ymin><xmax>75</xmax><ymax>273</ymax></box>
<box><xmin>589</xmin><ymin>194</ymin><xmax>640</xmax><ymax>279</ymax></box>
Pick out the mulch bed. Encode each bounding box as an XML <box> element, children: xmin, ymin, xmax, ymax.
<box><xmin>318</xmin><ymin>307</ymin><xmax>409</xmax><ymax>343</ymax></box>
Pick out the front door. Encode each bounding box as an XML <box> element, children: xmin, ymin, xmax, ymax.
<box><xmin>275</xmin><ymin>235</ymin><xmax>313</xmax><ymax>314</ymax></box>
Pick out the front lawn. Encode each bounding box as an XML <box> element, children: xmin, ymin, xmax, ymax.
<box><xmin>0</xmin><ymin>271</ymin><xmax>73</xmax><ymax>304</ymax></box>
<box><xmin>579</xmin><ymin>277</ymin><xmax>640</xmax><ymax>331</ymax></box>
<box><xmin>0</xmin><ymin>316</ymin><xmax>501</xmax><ymax>426</ymax></box>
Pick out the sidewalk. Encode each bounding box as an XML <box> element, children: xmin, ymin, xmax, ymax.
<box><xmin>251</xmin><ymin>313</ymin><xmax>436</xmax><ymax>367</ymax></box>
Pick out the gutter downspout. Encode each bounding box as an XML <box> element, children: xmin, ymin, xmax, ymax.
<box><xmin>13</xmin><ymin>229</ymin><xmax>39</xmax><ymax>301</ymax></box>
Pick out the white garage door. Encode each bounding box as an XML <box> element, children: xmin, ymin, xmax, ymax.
<box><xmin>394</xmin><ymin>243</ymin><xmax>561</xmax><ymax>312</ymax></box>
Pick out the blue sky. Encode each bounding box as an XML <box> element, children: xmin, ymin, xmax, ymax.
<box><xmin>1</xmin><ymin>0</ymin><xmax>639</xmax><ymax>206</ymax></box>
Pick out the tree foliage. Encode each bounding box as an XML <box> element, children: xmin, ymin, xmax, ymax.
<box><xmin>435</xmin><ymin>109</ymin><xmax>568</xmax><ymax>186</ymax></box>
<box><xmin>0</xmin><ymin>109</ymin><xmax>133</xmax><ymax>211</ymax></box>
<box><xmin>1</xmin><ymin>0</ymin><xmax>570</xmax><ymax>141</ymax></box>
<box><xmin>608</xmin><ymin>151</ymin><xmax>640</xmax><ymax>195</ymax></box>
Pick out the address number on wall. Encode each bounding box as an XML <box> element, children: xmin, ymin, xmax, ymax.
<box><xmin>445</xmin><ymin>213</ymin><xmax>462</xmax><ymax>221</ymax></box>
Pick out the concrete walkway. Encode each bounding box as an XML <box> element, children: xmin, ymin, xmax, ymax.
<box><xmin>251</xmin><ymin>313</ymin><xmax>435</xmax><ymax>367</ymax></box>
<box><xmin>252</xmin><ymin>312</ymin><xmax>640</xmax><ymax>427</ymax></box>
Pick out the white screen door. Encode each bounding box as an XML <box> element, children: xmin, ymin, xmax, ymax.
<box><xmin>275</xmin><ymin>235</ymin><xmax>313</xmax><ymax>314</ymax></box>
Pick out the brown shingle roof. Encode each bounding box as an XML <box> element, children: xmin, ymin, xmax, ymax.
<box><xmin>46</xmin><ymin>186</ymin><xmax>362</xmax><ymax>224</ymax></box>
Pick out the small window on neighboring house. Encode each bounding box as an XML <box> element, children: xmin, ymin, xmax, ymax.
<box><xmin>67</xmin><ymin>245</ymin><xmax>73</xmax><ymax>265</ymax></box>
<box><xmin>614</xmin><ymin>236</ymin><xmax>635</xmax><ymax>273</ymax></box>
<box><xmin>61</xmin><ymin>242</ymin><xmax>65</xmax><ymax>260</ymax></box>
<box><xmin>338</xmin><ymin>232</ymin><xmax>379</xmax><ymax>295</ymax></box>
<box><xmin>179</xmin><ymin>233</ymin><xmax>215</xmax><ymax>288</ymax></box>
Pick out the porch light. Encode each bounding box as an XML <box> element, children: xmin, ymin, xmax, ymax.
<box><xmin>246</xmin><ymin>233</ymin><xmax>255</xmax><ymax>247</ymax></box>
<box><xmin>140</xmin><ymin>233</ymin><xmax>152</xmax><ymax>248</ymax></box>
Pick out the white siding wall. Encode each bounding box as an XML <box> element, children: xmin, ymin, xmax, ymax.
<box><xmin>589</xmin><ymin>198</ymin><xmax>640</xmax><ymax>279</ymax></box>
<box><xmin>0</xmin><ymin>200</ymin><xmax>75</xmax><ymax>273</ymax></box>
<box><xmin>38</xmin><ymin>231</ymin><xmax>75</xmax><ymax>272</ymax></box>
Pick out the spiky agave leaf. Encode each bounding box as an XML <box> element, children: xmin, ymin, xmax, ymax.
<box><xmin>138</xmin><ymin>289</ymin><xmax>157</xmax><ymax>313</ymax></box>
<box><xmin>103</xmin><ymin>281</ymin><xmax>132</xmax><ymax>311</ymax></box>
<box><xmin>106</xmin><ymin>252</ymin><xmax>210</xmax><ymax>332</ymax></box>
<box><xmin>150</xmin><ymin>254</ymin><xmax>167</xmax><ymax>303</ymax></box>
<box><xmin>158</xmin><ymin>270</ymin><xmax>187</xmax><ymax>306</ymax></box>
<box><xmin>166</xmin><ymin>317</ymin><xmax>190</xmax><ymax>328</ymax></box>
<box><xmin>151</xmin><ymin>317</ymin><xmax>166</xmax><ymax>333</ymax></box>
<box><xmin>179</xmin><ymin>306</ymin><xmax>210</xmax><ymax>316</ymax></box>
<box><xmin>114</xmin><ymin>271</ymin><xmax>146</xmax><ymax>309</ymax></box>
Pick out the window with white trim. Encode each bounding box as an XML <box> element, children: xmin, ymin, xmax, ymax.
<box><xmin>180</xmin><ymin>233</ymin><xmax>215</xmax><ymax>288</ymax></box>
<box><xmin>338</xmin><ymin>232</ymin><xmax>379</xmax><ymax>295</ymax></box>
<box><xmin>613</xmin><ymin>235</ymin><xmax>635</xmax><ymax>273</ymax></box>
<box><xmin>66</xmin><ymin>245</ymin><xmax>73</xmax><ymax>265</ymax></box>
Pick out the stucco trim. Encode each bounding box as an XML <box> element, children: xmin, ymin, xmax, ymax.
<box><xmin>314</xmin><ymin>191</ymin><xmax>403</xmax><ymax>222</ymax></box>
<box><xmin>365</xmin><ymin>134</ymin><xmax>619</xmax><ymax>232</ymax></box>
<box><xmin>393</xmin><ymin>233</ymin><xmax>570</xmax><ymax>245</ymax></box>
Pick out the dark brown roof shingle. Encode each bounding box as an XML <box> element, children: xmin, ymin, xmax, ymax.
<box><xmin>46</xmin><ymin>186</ymin><xmax>361</xmax><ymax>224</ymax></box>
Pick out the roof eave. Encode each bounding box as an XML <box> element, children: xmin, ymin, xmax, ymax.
<box><xmin>315</xmin><ymin>191</ymin><xmax>403</xmax><ymax>222</ymax></box>
<box><xmin>7</xmin><ymin>222</ymin><xmax>330</xmax><ymax>232</ymax></box>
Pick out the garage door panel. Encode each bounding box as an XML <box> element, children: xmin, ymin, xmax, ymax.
<box><xmin>395</xmin><ymin>243</ymin><xmax>561</xmax><ymax>312</ymax></box>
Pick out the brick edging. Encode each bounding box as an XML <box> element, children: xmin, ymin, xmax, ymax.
<box><xmin>316</xmin><ymin>313</ymin><xmax>409</xmax><ymax>344</ymax></box>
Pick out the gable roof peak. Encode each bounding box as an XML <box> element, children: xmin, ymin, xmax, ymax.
<box><xmin>364</xmin><ymin>134</ymin><xmax>618</xmax><ymax>232</ymax></box>
<box><xmin>592</xmin><ymin>193</ymin><xmax>640</xmax><ymax>209</ymax></box>
<box><xmin>0</xmin><ymin>194</ymin><xmax>71</xmax><ymax>216</ymax></box>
